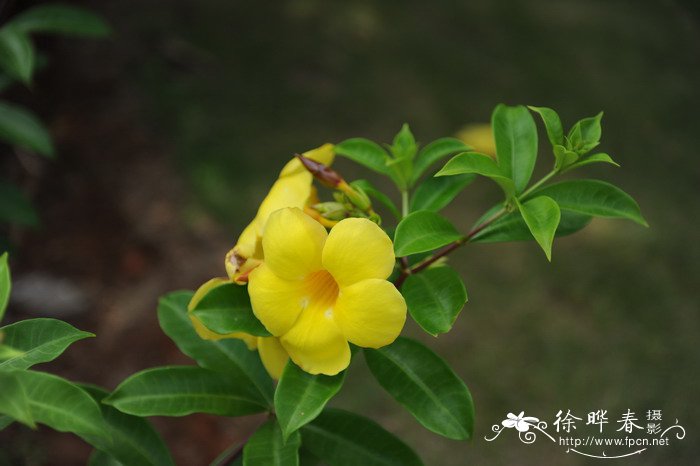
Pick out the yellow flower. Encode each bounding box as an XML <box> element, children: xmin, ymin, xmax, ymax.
<box><xmin>248</xmin><ymin>207</ymin><xmax>407</xmax><ymax>375</ymax></box>
<box><xmin>456</xmin><ymin>123</ymin><xmax>496</xmax><ymax>158</ymax></box>
<box><xmin>225</xmin><ymin>144</ymin><xmax>335</xmax><ymax>283</ymax></box>
<box><xmin>189</xmin><ymin>145</ymin><xmax>334</xmax><ymax>380</ymax></box>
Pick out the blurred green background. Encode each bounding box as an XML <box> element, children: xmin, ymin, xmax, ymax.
<box><xmin>2</xmin><ymin>0</ymin><xmax>699</xmax><ymax>464</ymax></box>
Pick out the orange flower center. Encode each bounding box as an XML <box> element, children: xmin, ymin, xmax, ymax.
<box><xmin>303</xmin><ymin>269</ymin><xmax>339</xmax><ymax>314</ymax></box>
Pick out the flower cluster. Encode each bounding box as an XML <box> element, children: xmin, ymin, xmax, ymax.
<box><xmin>190</xmin><ymin>145</ymin><xmax>406</xmax><ymax>377</ymax></box>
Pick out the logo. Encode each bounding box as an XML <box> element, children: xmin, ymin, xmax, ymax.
<box><xmin>485</xmin><ymin>409</ymin><xmax>686</xmax><ymax>459</ymax></box>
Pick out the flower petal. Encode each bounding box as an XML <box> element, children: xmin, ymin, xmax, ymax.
<box><xmin>248</xmin><ymin>264</ymin><xmax>305</xmax><ymax>336</ymax></box>
<box><xmin>322</xmin><ymin>218</ymin><xmax>395</xmax><ymax>287</ymax></box>
<box><xmin>255</xmin><ymin>175</ymin><xmax>314</xmax><ymax>237</ymax></box>
<box><xmin>334</xmin><ymin>279</ymin><xmax>406</xmax><ymax>348</ymax></box>
<box><xmin>257</xmin><ymin>336</ymin><xmax>289</xmax><ymax>380</ymax></box>
<box><xmin>515</xmin><ymin>420</ymin><xmax>531</xmax><ymax>432</ymax></box>
<box><xmin>502</xmin><ymin>419</ymin><xmax>517</xmax><ymax>428</ymax></box>
<box><xmin>280</xmin><ymin>308</ymin><xmax>351</xmax><ymax>376</ymax></box>
<box><xmin>262</xmin><ymin>207</ymin><xmax>327</xmax><ymax>280</ymax></box>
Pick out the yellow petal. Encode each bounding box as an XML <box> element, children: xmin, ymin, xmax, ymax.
<box><xmin>280</xmin><ymin>307</ymin><xmax>351</xmax><ymax>376</ymax></box>
<box><xmin>322</xmin><ymin>218</ymin><xmax>395</xmax><ymax>287</ymax></box>
<box><xmin>254</xmin><ymin>174</ymin><xmax>314</xmax><ymax>236</ymax></box>
<box><xmin>262</xmin><ymin>207</ymin><xmax>327</xmax><ymax>280</ymax></box>
<box><xmin>279</xmin><ymin>143</ymin><xmax>335</xmax><ymax>177</ymax></box>
<box><xmin>248</xmin><ymin>263</ymin><xmax>305</xmax><ymax>336</ymax></box>
<box><xmin>335</xmin><ymin>279</ymin><xmax>406</xmax><ymax>348</ymax></box>
<box><xmin>257</xmin><ymin>337</ymin><xmax>289</xmax><ymax>380</ymax></box>
<box><xmin>188</xmin><ymin>278</ymin><xmax>258</xmax><ymax>349</ymax></box>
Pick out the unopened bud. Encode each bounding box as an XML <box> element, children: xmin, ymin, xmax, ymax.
<box><xmin>338</xmin><ymin>181</ymin><xmax>371</xmax><ymax>211</ymax></box>
<box><xmin>296</xmin><ymin>154</ymin><xmax>343</xmax><ymax>188</ymax></box>
<box><xmin>313</xmin><ymin>202</ymin><xmax>348</xmax><ymax>221</ymax></box>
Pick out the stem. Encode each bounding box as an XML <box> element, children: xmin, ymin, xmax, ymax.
<box><xmin>401</xmin><ymin>189</ymin><xmax>409</xmax><ymax>218</ymax></box>
<box><xmin>393</xmin><ymin>169</ymin><xmax>558</xmax><ymax>289</ymax></box>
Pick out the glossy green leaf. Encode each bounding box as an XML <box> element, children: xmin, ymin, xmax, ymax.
<box><xmin>157</xmin><ymin>291</ymin><xmax>273</xmax><ymax>405</ymax></box>
<box><xmin>470</xmin><ymin>208</ymin><xmax>591</xmax><ymax>243</ymax></box>
<box><xmin>13</xmin><ymin>370</ymin><xmax>108</xmax><ymax>442</ymax></box>
<box><xmin>0</xmin><ymin>370</ymin><xmax>35</xmax><ymax>428</ymax></box>
<box><xmin>394</xmin><ymin>211</ymin><xmax>462</xmax><ymax>256</ymax></box>
<box><xmin>0</xmin><ymin>252</ymin><xmax>9</xmax><ymax>322</ymax></box>
<box><xmin>350</xmin><ymin>180</ymin><xmax>400</xmax><ymax>219</ymax></box>
<box><xmin>275</xmin><ymin>361</ymin><xmax>344</xmax><ymax>440</ymax></box>
<box><xmin>104</xmin><ymin>366</ymin><xmax>268</xmax><ymax>417</ymax></box>
<box><xmin>435</xmin><ymin>152</ymin><xmax>514</xmax><ymax>198</ymax></box>
<box><xmin>243</xmin><ymin>418</ymin><xmax>301</xmax><ymax>466</ymax></box>
<box><xmin>492</xmin><ymin>104</ymin><xmax>538</xmax><ymax>193</ymax></box>
<box><xmin>410</xmin><ymin>173</ymin><xmax>475</xmax><ymax>212</ymax></box>
<box><xmin>365</xmin><ymin>337</ymin><xmax>474</xmax><ymax>440</ymax></box>
<box><xmin>563</xmin><ymin>152</ymin><xmax>619</xmax><ymax>172</ymax></box>
<box><xmin>190</xmin><ymin>282</ymin><xmax>270</xmax><ymax>337</ymax></box>
<box><xmin>0</xmin><ymin>28</ymin><xmax>34</xmax><ymax>84</ymax></box>
<box><xmin>517</xmin><ymin>196</ymin><xmax>561</xmax><ymax>261</ymax></box>
<box><xmin>0</xmin><ymin>318</ymin><xmax>94</xmax><ymax>370</ymax></box>
<box><xmin>411</xmin><ymin>137</ymin><xmax>472</xmax><ymax>185</ymax></box>
<box><xmin>11</xmin><ymin>4</ymin><xmax>111</xmax><ymax>37</ymax></box>
<box><xmin>528</xmin><ymin>106</ymin><xmax>564</xmax><ymax>146</ymax></box>
<box><xmin>532</xmin><ymin>179</ymin><xmax>647</xmax><ymax>226</ymax></box>
<box><xmin>301</xmin><ymin>408</ymin><xmax>422</xmax><ymax>466</ymax></box>
<box><xmin>0</xmin><ymin>101</ymin><xmax>54</xmax><ymax>157</ymax></box>
<box><xmin>403</xmin><ymin>266</ymin><xmax>467</xmax><ymax>335</ymax></box>
<box><xmin>0</xmin><ymin>181</ymin><xmax>40</xmax><ymax>227</ymax></box>
<box><xmin>335</xmin><ymin>138</ymin><xmax>389</xmax><ymax>174</ymax></box>
<box><xmin>82</xmin><ymin>385</ymin><xmax>175</xmax><ymax>466</ymax></box>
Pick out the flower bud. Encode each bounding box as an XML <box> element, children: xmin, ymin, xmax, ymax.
<box><xmin>337</xmin><ymin>181</ymin><xmax>372</xmax><ymax>212</ymax></box>
<box><xmin>313</xmin><ymin>202</ymin><xmax>349</xmax><ymax>221</ymax></box>
<box><xmin>296</xmin><ymin>154</ymin><xmax>343</xmax><ymax>188</ymax></box>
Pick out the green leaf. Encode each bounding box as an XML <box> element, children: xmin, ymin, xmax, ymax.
<box><xmin>517</xmin><ymin>196</ymin><xmax>561</xmax><ymax>261</ymax></box>
<box><xmin>532</xmin><ymin>179</ymin><xmax>647</xmax><ymax>226</ymax></box>
<box><xmin>528</xmin><ymin>106</ymin><xmax>564</xmax><ymax>146</ymax></box>
<box><xmin>364</xmin><ymin>337</ymin><xmax>474</xmax><ymax>440</ymax></box>
<box><xmin>335</xmin><ymin>138</ymin><xmax>389</xmax><ymax>174</ymax></box>
<box><xmin>567</xmin><ymin>112</ymin><xmax>603</xmax><ymax>154</ymax></box>
<box><xmin>274</xmin><ymin>361</ymin><xmax>345</xmax><ymax>440</ymax></box>
<box><xmin>350</xmin><ymin>180</ymin><xmax>400</xmax><ymax>219</ymax></box>
<box><xmin>12</xmin><ymin>370</ymin><xmax>108</xmax><ymax>443</ymax></box>
<box><xmin>435</xmin><ymin>152</ymin><xmax>515</xmax><ymax>198</ymax></box>
<box><xmin>0</xmin><ymin>370</ymin><xmax>35</xmax><ymax>428</ymax></box>
<box><xmin>393</xmin><ymin>211</ymin><xmax>462</xmax><ymax>256</ymax></box>
<box><xmin>470</xmin><ymin>208</ymin><xmax>591</xmax><ymax>243</ymax></box>
<box><xmin>243</xmin><ymin>418</ymin><xmax>301</xmax><ymax>466</ymax></box>
<box><xmin>553</xmin><ymin>144</ymin><xmax>579</xmax><ymax>171</ymax></box>
<box><xmin>190</xmin><ymin>282</ymin><xmax>270</xmax><ymax>337</ymax></box>
<box><xmin>0</xmin><ymin>318</ymin><xmax>94</xmax><ymax>370</ymax></box>
<box><xmin>492</xmin><ymin>104</ymin><xmax>538</xmax><ymax>193</ymax></box>
<box><xmin>0</xmin><ymin>181</ymin><xmax>40</xmax><ymax>227</ymax></box>
<box><xmin>0</xmin><ymin>101</ymin><xmax>54</xmax><ymax>157</ymax></box>
<box><xmin>104</xmin><ymin>366</ymin><xmax>268</xmax><ymax>417</ymax></box>
<box><xmin>0</xmin><ymin>28</ymin><xmax>35</xmax><ymax>84</ymax></box>
<box><xmin>0</xmin><ymin>344</ymin><xmax>24</xmax><ymax>360</ymax></box>
<box><xmin>10</xmin><ymin>4</ymin><xmax>111</xmax><ymax>37</ymax></box>
<box><xmin>403</xmin><ymin>267</ymin><xmax>467</xmax><ymax>335</ymax></box>
<box><xmin>411</xmin><ymin>137</ymin><xmax>472</xmax><ymax>185</ymax></box>
<box><xmin>562</xmin><ymin>152</ymin><xmax>619</xmax><ymax>172</ymax></box>
<box><xmin>81</xmin><ymin>385</ymin><xmax>175</xmax><ymax>466</ymax></box>
<box><xmin>157</xmin><ymin>291</ymin><xmax>273</xmax><ymax>405</ymax></box>
<box><xmin>390</xmin><ymin>123</ymin><xmax>417</xmax><ymax>160</ymax></box>
<box><xmin>301</xmin><ymin>408</ymin><xmax>422</xmax><ymax>466</ymax></box>
<box><xmin>410</xmin><ymin>173</ymin><xmax>475</xmax><ymax>212</ymax></box>
<box><xmin>0</xmin><ymin>252</ymin><xmax>10</xmax><ymax>322</ymax></box>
